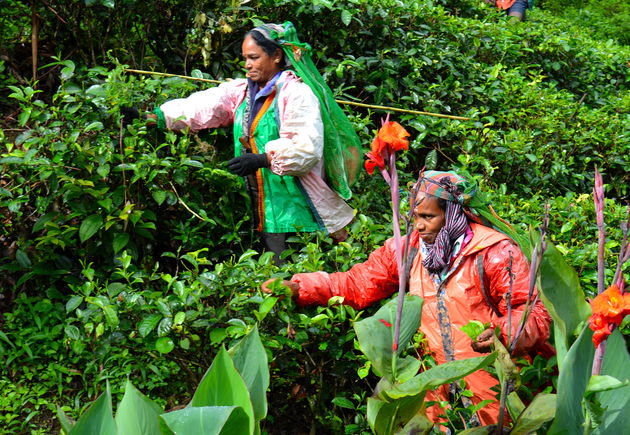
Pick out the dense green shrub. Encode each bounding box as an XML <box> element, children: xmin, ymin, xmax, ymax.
<box><xmin>1</xmin><ymin>0</ymin><xmax>630</xmax><ymax>433</ymax></box>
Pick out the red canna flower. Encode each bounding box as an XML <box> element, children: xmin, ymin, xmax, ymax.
<box><xmin>592</xmin><ymin>327</ymin><xmax>612</xmax><ymax>348</ymax></box>
<box><xmin>377</xmin><ymin>121</ymin><xmax>410</xmax><ymax>152</ymax></box>
<box><xmin>590</xmin><ymin>285</ymin><xmax>627</xmax><ymax>324</ymax></box>
<box><xmin>365</xmin><ymin>150</ymin><xmax>386</xmax><ymax>175</ymax></box>
<box><xmin>588</xmin><ymin>284</ymin><xmax>630</xmax><ymax>347</ymax></box>
<box><xmin>365</xmin><ymin>120</ymin><xmax>410</xmax><ymax>176</ymax></box>
<box><xmin>371</xmin><ymin>134</ymin><xmax>388</xmax><ymax>154</ymax></box>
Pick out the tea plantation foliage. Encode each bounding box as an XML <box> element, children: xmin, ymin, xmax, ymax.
<box><xmin>1</xmin><ymin>0</ymin><xmax>629</xmax><ymax>433</ymax></box>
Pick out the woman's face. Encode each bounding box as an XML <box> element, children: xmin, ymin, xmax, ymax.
<box><xmin>413</xmin><ymin>194</ymin><xmax>446</xmax><ymax>244</ymax></box>
<box><xmin>241</xmin><ymin>35</ymin><xmax>282</xmax><ymax>86</ymax></box>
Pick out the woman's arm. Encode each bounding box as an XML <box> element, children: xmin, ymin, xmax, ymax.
<box><xmin>158</xmin><ymin>79</ymin><xmax>247</xmax><ymax>132</ymax></box>
<box><xmin>265</xmin><ymin>75</ymin><xmax>324</xmax><ymax>176</ymax></box>
<box><xmin>291</xmin><ymin>237</ymin><xmax>401</xmax><ymax>309</ymax></box>
<box><xmin>484</xmin><ymin>240</ymin><xmax>552</xmax><ymax>354</ymax></box>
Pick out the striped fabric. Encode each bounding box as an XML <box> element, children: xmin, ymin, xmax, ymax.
<box><xmin>422</xmin><ymin>198</ymin><xmax>469</xmax><ymax>273</ymax></box>
<box><xmin>417</xmin><ymin>170</ymin><xmax>477</xmax><ymax>205</ymax></box>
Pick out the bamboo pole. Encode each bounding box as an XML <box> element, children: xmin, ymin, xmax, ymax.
<box><xmin>124</xmin><ymin>68</ymin><xmax>471</xmax><ymax>121</ymax></box>
<box><xmin>31</xmin><ymin>0</ymin><xmax>38</xmax><ymax>88</ymax></box>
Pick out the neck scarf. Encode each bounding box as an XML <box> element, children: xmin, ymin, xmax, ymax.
<box><xmin>417</xmin><ymin>173</ymin><xmax>473</xmax><ymax>274</ymax></box>
<box><xmin>422</xmin><ymin>198</ymin><xmax>469</xmax><ymax>273</ymax></box>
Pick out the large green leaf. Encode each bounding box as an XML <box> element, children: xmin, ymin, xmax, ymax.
<box><xmin>547</xmin><ymin>325</ymin><xmax>593</xmax><ymax>434</ymax></box>
<box><xmin>536</xmin><ymin>234</ymin><xmax>590</xmax><ymax>358</ymax></box>
<box><xmin>384</xmin><ymin>353</ymin><xmax>497</xmax><ymax>400</ymax></box>
<box><xmin>228</xmin><ymin>325</ymin><xmax>269</xmax><ymax>422</ymax></box>
<box><xmin>595</xmin><ymin>329</ymin><xmax>630</xmax><ymax>433</ymax></box>
<box><xmin>458</xmin><ymin>427</ymin><xmax>493</xmax><ymax>434</ymax></box>
<box><xmin>398</xmin><ymin>412</ymin><xmax>433</xmax><ymax>435</ymax></box>
<box><xmin>115</xmin><ymin>380</ymin><xmax>163</xmax><ymax>435</ymax></box>
<box><xmin>79</xmin><ymin>214</ymin><xmax>104</xmax><ymax>243</ymax></box>
<box><xmin>510</xmin><ymin>393</ymin><xmax>556</xmax><ymax>435</ymax></box>
<box><xmin>70</xmin><ymin>383</ymin><xmax>116</xmax><ymax>435</ymax></box>
<box><xmin>57</xmin><ymin>407</ymin><xmax>75</xmax><ymax>434</ymax></box>
<box><xmin>354</xmin><ymin>295</ymin><xmax>423</xmax><ymax>382</ymax></box>
<box><xmin>366</xmin><ymin>354</ymin><xmax>495</xmax><ymax>434</ymax></box>
<box><xmin>158</xmin><ymin>406</ymin><xmax>249</xmax><ymax>435</ymax></box>
<box><xmin>191</xmin><ymin>347</ymin><xmax>255</xmax><ymax>434</ymax></box>
<box><xmin>367</xmin><ymin>395</ymin><xmax>428</xmax><ymax>435</ymax></box>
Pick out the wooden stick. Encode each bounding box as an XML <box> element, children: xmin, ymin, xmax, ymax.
<box><xmin>124</xmin><ymin>68</ymin><xmax>471</xmax><ymax>120</ymax></box>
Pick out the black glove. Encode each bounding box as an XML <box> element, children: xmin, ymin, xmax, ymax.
<box><xmin>120</xmin><ymin>106</ymin><xmax>140</xmax><ymax>126</ymax></box>
<box><xmin>228</xmin><ymin>153</ymin><xmax>269</xmax><ymax>176</ymax></box>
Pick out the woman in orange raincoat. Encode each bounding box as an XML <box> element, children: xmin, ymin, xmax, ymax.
<box><xmin>264</xmin><ymin>170</ymin><xmax>553</xmax><ymax>427</ymax></box>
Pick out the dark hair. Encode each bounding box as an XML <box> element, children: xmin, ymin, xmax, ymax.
<box><xmin>244</xmin><ymin>29</ymin><xmax>286</xmax><ymax>64</ymax></box>
<box><xmin>436</xmin><ymin>197</ymin><xmax>447</xmax><ymax>210</ymax></box>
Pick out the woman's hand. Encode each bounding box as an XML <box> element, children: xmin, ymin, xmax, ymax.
<box><xmin>471</xmin><ymin>328</ymin><xmax>497</xmax><ymax>353</ymax></box>
<box><xmin>261</xmin><ymin>278</ymin><xmax>299</xmax><ymax>299</ymax></box>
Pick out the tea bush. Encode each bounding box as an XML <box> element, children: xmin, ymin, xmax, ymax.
<box><xmin>1</xmin><ymin>0</ymin><xmax>630</xmax><ymax>433</ymax></box>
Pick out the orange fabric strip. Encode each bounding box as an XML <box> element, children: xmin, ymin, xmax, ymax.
<box><xmin>249</xmin><ymin>89</ymin><xmax>277</xmax><ymax>232</ymax></box>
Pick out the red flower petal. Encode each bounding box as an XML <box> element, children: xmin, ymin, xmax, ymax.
<box><xmin>379</xmin><ymin>318</ymin><xmax>392</xmax><ymax>328</ymax></box>
<box><xmin>365</xmin><ymin>151</ymin><xmax>386</xmax><ymax>175</ymax></box>
<box><xmin>377</xmin><ymin>121</ymin><xmax>410</xmax><ymax>152</ymax></box>
<box><xmin>591</xmin><ymin>284</ymin><xmax>627</xmax><ymax>321</ymax></box>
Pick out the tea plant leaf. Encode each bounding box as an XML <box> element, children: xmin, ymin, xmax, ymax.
<box><xmin>424</xmin><ymin>149</ymin><xmax>437</xmax><ymax>170</ymax></box>
<box><xmin>332</xmin><ymin>397</ymin><xmax>354</xmax><ymax>409</ymax></box>
<box><xmin>341</xmin><ymin>10</ymin><xmax>352</xmax><ymax>26</ymax></box>
<box><xmin>138</xmin><ymin>314</ymin><xmax>162</xmax><ymax>338</ymax></box>
<box><xmin>66</xmin><ymin>296</ymin><xmax>83</xmax><ymax>313</ymax></box>
<box><xmin>15</xmin><ymin>249</ymin><xmax>31</xmax><ymax>268</ymax></box>
<box><xmin>102</xmin><ymin>305</ymin><xmax>118</xmax><ymax>329</ymax></box>
<box><xmin>113</xmin><ymin>233</ymin><xmax>130</xmax><ymax>253</ymax></box>
<box><xmin>65</xmin><ymin>325</ymin><xmax>81</xmax><ymax>340</ymax></box>
<box><xmin>157</xmin><ymin>317</ymin><xmax>173</xmax><ymax>337</ymax></box>
<box><xmin>79</xmin><ymin>215</ymin><xmax>103</xmax><ymax>243</ymax></box>
<box><xmin>155</xmin><ymin>337</ymin><xmax>174</xmax><ymax>354</ymax></box>
<box><xmin>84</xmin><ymin>121</ymin><xmax>104</xmax><ymax>132</ymax></box>
<box><xmin>460</xmin><ymin>320</ymin><xmax>488</xmax><ymax>340</ymax></box>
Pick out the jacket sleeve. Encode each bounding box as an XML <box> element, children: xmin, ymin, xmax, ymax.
<box><xmin>483</xmin><ymin>240</ymin><xmax>553</xmax><ymax>355</ymax></box>
<box><xmin>265</xmin><ymin>78</ymin><xmax>324</xmax><ymax>177</ymax></box>
<box><xmin>159</xmin><ymin>79</ymin><xmax>247</xmax><ymax>132</ymax></box>
<box><xmin>292</xmin><ymin>237</ymin><xmax>400</xmax><ymax>309</ymax></box>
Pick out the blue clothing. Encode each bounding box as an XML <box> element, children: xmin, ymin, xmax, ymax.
<box><xmin>507</xmin><ymin>0</ymin><xmax>528</xmax><ymax>15</ymax></box>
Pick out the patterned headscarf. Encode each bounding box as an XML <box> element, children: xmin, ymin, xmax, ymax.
<box><xmin>417</xmin><ymin>171</ymin><xmax>477</xmax><ymax>273</ymax></box>
<box><xmin>249</xmin><ymin>23</ymin><xmax>291</xmax><ymax>68</ymax></box>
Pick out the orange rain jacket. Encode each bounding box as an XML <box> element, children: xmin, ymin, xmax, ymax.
<box><xmin>495</xmin><ymin>0</ymin><xmax>518</xmax><ymax>10</ymax></box>
<box><xmin>292</xmin><ymin>223</ymin><xmax>552</xmax><ymax>426</ymax></box>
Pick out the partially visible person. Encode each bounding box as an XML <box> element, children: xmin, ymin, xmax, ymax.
<box><xmin>263</xmin><ymin>170</ymin><xmax>553</xmax><ymax>426</ymax></box>
<box><xmin>485</xmin><ymin>0</ymin><xmax>528</xmax><ymax>21</ymax></box>
<box><xmin>122</xmin><ymin>23</ymin><xmax>354</xmax><ymax>260</ymax></box>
